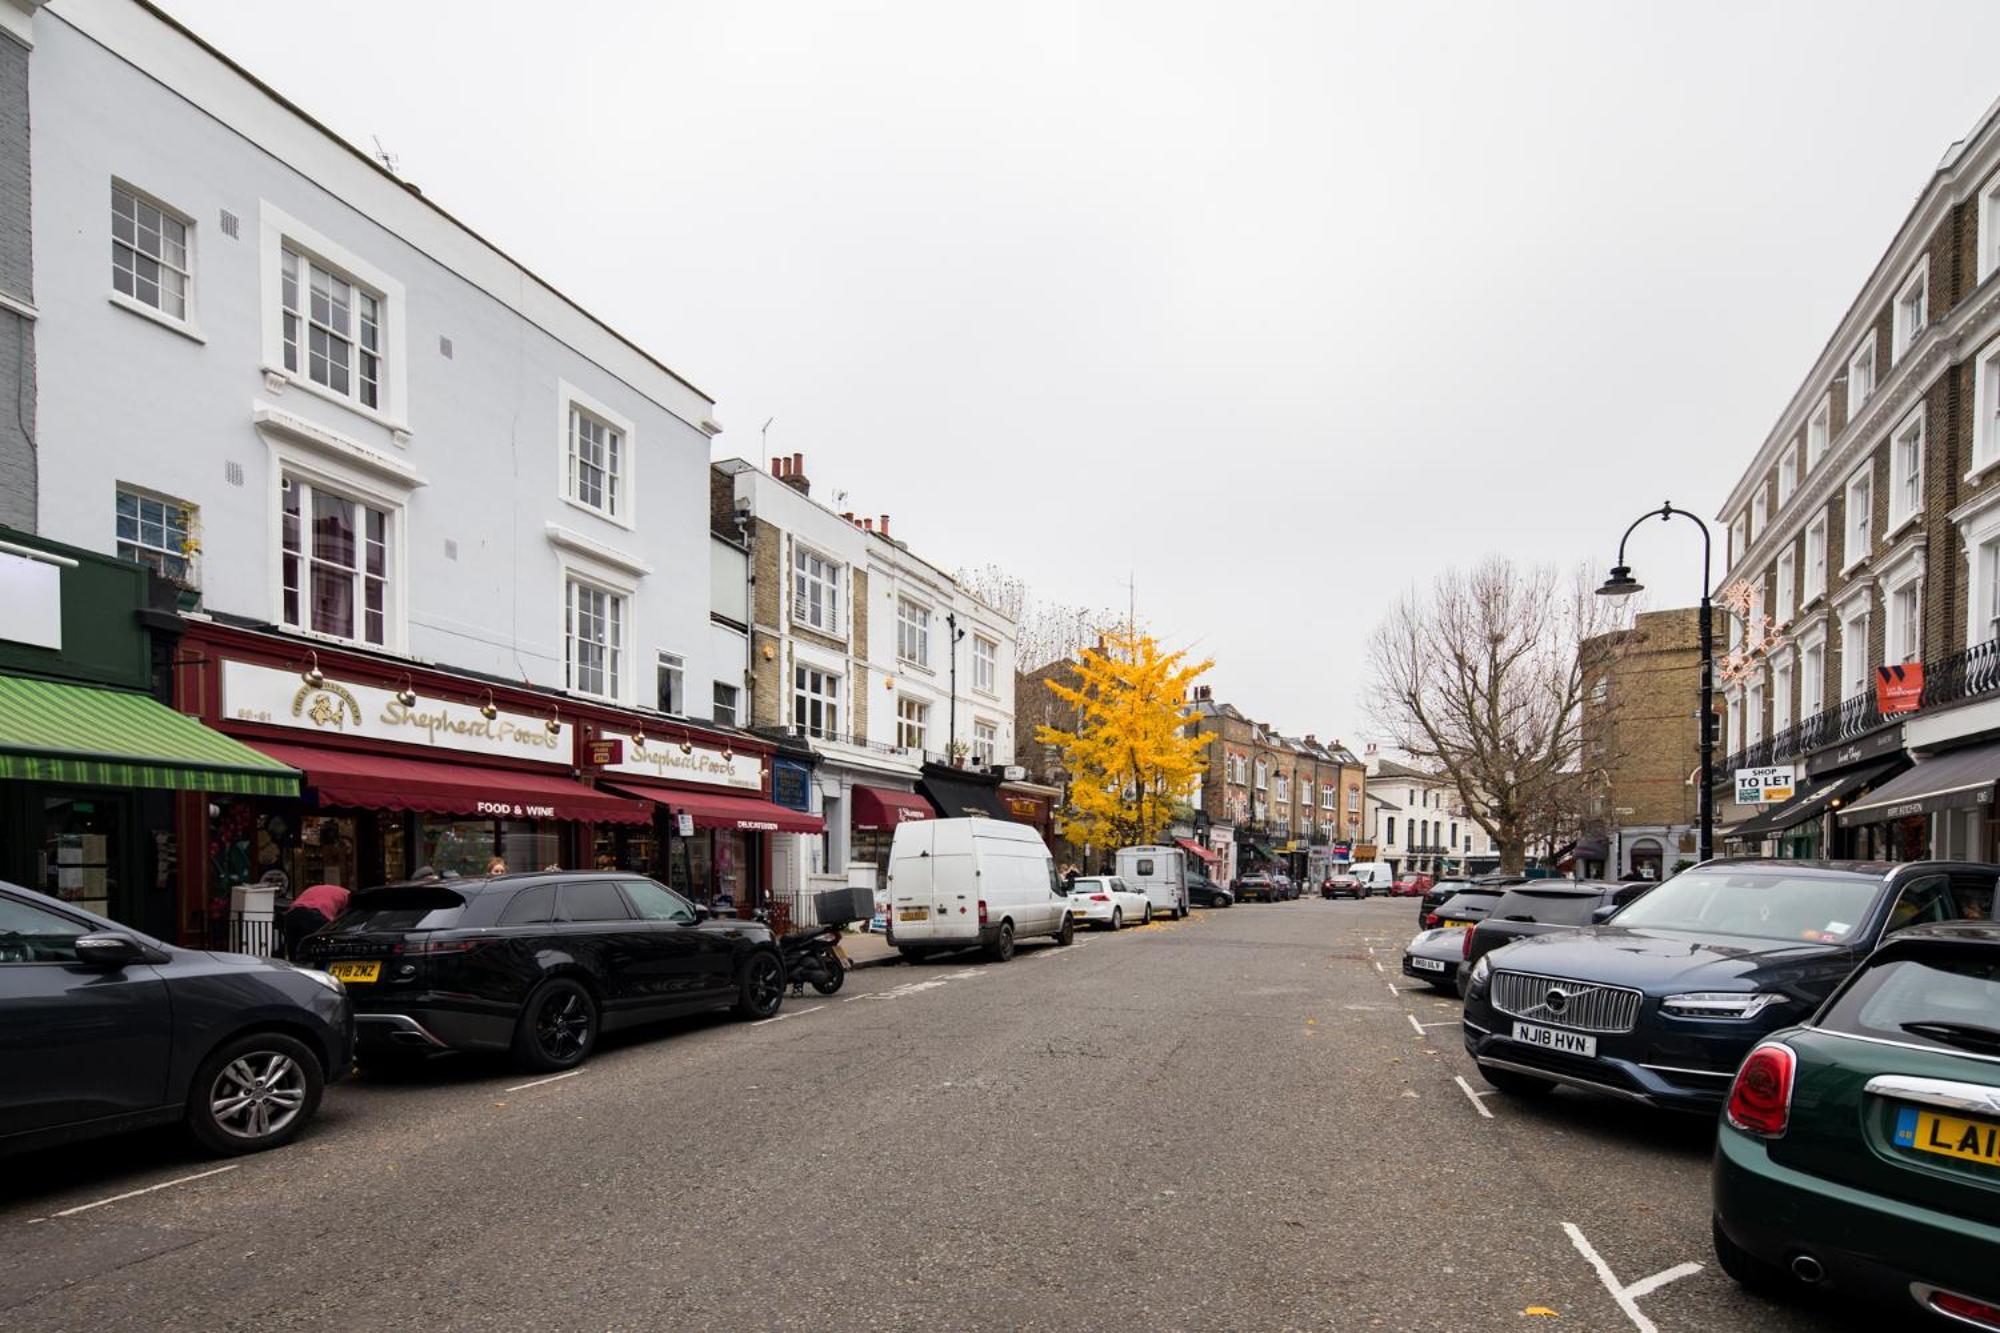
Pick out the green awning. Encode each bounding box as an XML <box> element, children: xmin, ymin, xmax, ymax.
<box><xmin>0</xmin><ymin>675</ymin><xmax>301</xmax><ymax>796</ymax></box>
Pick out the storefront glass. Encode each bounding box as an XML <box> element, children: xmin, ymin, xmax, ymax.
<box><xmin>39</xmin><ymin>792</ymin><xmax>121</xmax><ymax>917</ymax></box>
<box><xmin>591</xmin><ymin>823</ymin><xmax>660</xmax><ymax>875</ymax></box>
<box><xmin>419</xmin><ymin>816</ymin><xmax>559</xmax><ymax>876</ymax></box>
<box><xmin>851</xmin><ymin>827</ymin><xmax>893</xmax><ymax>881</ymax></box>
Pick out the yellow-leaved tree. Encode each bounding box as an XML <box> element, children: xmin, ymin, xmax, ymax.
<box><xmin>1037</xmin><ymin>626</ymin><xmax>1213</xmax><ymax>850</ymax></box>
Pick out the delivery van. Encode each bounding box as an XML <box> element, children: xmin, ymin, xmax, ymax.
<box><xmin>1113</xmin><ymin>845</ymin><xmax>1190</xmax><ymax>919</ymax></box>
<box><xmin>1348</xmin><ymin>862</ymin><xmax>1394</xmax><ymax>896</ymax></box>
<box><xmin>884</xmin><ymin>818</ymin><xmax>1072</xmax><ymax>962</ymax></box>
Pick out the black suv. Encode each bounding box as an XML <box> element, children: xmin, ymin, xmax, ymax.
<box><xmin>1462</xmin><ymin>859</ymin><xmax>2000</xmax><ymax>1113</ymax></box>
<box><xmin>0</xmin><ymin>880</ymin><xmax>352</xmax><ymax>1157</ymax></box>
<box><xmin>301</xmin><ymin>872</ymin><xmax>785</xmax><ymax>1073</ymax></box>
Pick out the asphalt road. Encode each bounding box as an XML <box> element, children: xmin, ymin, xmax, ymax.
<box><xmin>2</xmin><ymin>897</ymin><xmax>1877</xmax><ymax>1331</ymax></box>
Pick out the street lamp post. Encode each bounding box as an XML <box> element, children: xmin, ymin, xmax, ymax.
<box><xmin>1597</xmin><ymin>501</ymin><xmax>1715</xmax><ymax>864</ymax></box>
<box><xmin>944</xmin><ymin>611</ymin><xmax>966</xmax><ymax>765</ymax></box>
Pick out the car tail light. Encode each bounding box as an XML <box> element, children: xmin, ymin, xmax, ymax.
<box><xmin>395</xmin><ymin>937</ymin><xmax>491</xmax><ymax>956</ymax></box>
<box><xmin>977</xmin><ymin>899</ymin><xmax>988</xmax><ymax>926</ymax></box>
<box><xmin>1089</xmin><ymin>894</ymin><xmax>1110</xmax><ymax>902</ymax></box>
<box><xmin>1725</xmin><ymin>1042</ymin><xmax>1795</xmax><ymax>1138</ymax></box>
<box><xmin>1930</xmin><ymin>1291</ymin><xmax>2000</xmax><ymax>1330</ymax></box>
<box><xmin>1424</xmin><ymin>913</ymin><xmax>1440</xmax><ymax>929</ymax></box>
<box><xmin>1462</xmin><ymin>927</ymin><xmax>1476</xmax><ymax>959</ymax></box>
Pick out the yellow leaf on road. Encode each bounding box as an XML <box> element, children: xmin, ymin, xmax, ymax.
<box><xmin>1523</xmin><ymin>1307</ymin><xmax>1559</xmax><ymax>1318</ymax></box>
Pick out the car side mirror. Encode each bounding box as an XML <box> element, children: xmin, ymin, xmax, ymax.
<box><xmin>1590</xmin><ymin>905</ymin><xmax>1620</xmax><ymax>925</ymax></box>
<box><xmin>74</xmin><ymin>933</ymin><xmax>148</xmax><ymax>967</ymax></box>
<box><xmin>692</xmin><ymin>904</ymin><xmax>711</xmax><ymax>922</ymax></box>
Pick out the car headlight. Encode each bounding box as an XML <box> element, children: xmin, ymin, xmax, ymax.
<box><xmin>1468</xmin><ymin>954</ymin><xmax>1491</xmax><ymax>988</ymax></box>
<box><xmin>1660</xmin><ymin>992</ymin><xmax>1785</xmax><ymax>1020</ymax></box>
<box><xmin>295</xmin><ymin>967</ymin><xmax>346</xmax><ymax>995</ymax></box>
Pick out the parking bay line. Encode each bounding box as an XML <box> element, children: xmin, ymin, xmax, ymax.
<box><xmin>505</xmin><ymin>1069</ymin><xmax>586</xmax><ymax>1093</ymax></box>
<box><xmin>28</xmin><ymin>1164</ymin><xmax>240</xmax><ymax>1224</ymax></box>
<box><xmin>1561</xmin><ymin>1222</ymin><xmax>1702</xmax><ymax>1333</ymax></box>
<box><xmin>1452</xmin><ymin>1074</ymin><xmax>1495</xmax><ymax>1119</ymax></box>
<box><xmin>751</xmin><ymin>1004</ymin><xmax>826</xmax><ymax>1027</ymax></box>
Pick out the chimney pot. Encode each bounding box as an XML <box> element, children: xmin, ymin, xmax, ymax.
<box><xmin>880</xmin><ymin>514</ymin><xmax>891</xmax><ymax>536</ymax></box>
<box><xmin>791</xmin><ymin>451</ymin><xmax>803</xmax><ymax>474</ymax></box>
<box><xmin>863</xmin><ymin>518</ymin><xmax>875</xmax><ymax>532</ymax></box>
<box><xmin>770</xmin><ymin>456</ymin><xmax>783</xmax><ymax>475</ymax></box>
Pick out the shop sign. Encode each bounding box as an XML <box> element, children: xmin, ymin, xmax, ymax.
<box><xmin>1877</xmin><ymin>663</ymin><xmax>1925</xmax><ymax>716</ymax></box>
<box><xmin>598</xmin><ymin>729</ymin><xmax>763</xmax><ymax>791</ymax></box>
<box><xmin>772</xmin><ymin>759</ymin><xmax>812</xmax><ymax>811</ymax></box>
<box><xmin>1332</xmin><ymin>841</ymin><xmax>1352</xmax><ymax>857</ymax></box>
<box><xmin>1004</xmin><ymin>793</ymin><xmax>1048</xmax><ymax>821</ymax></box>
<box><xmin>676</xmin><ymin>812</ymin><xmax>696</xmax><ymax>837</ymax></box>
<box><xmin>585</xmin><ymin>738</ymin><xmax>624</xmax><ymax>766</ymax></box>
<box><xmin>1735</xmin><ymin>765</ymin><xmax>1796</xmax><ymax>805</ymax></box>
<box><xmin>222</xmin><ymin>661</ymin><xmax>571</xmax><ymax>764</ymax></box>
<box><xmin>0</xmin><ymin>550</ymin><xmax>62</xmax><ymax>650</ymax></box>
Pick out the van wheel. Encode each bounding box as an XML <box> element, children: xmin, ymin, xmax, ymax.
<box><xmin>1108</xmin><ymin>908</ymin><xmax>1122</xmax><ymax>931</ymax></box>
<box><xmin>1055</xmin><ymin>915</ymin><xmax>1074</xmax><ymax>947</ymax></box>
<box><xmin>985</xmin><ymin>920</ymin><xmax>1016</xmax><ymax>962</ymax></box>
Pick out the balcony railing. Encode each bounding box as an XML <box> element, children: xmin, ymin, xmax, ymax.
<box><xmin>1717</xmin><ymin>637</ymin><xmax>2000</xmax><ymax>784</ymax></box>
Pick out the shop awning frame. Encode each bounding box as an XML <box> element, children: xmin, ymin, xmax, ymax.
<box><xmin>250</xmin><ymin>741</ymin><xmax>650</xmax><ymax>823</ymax></box>
<box><xmin>852</xmin><ymin>785</ymin><xmax>934</xmax><ymax>831</ymax></box>
<box><xmin>918</xmin><ymin>772</ymin><xmax>1011</xmax><ymax>821</ymax></box>
<box><xmin>1837</xmin><ymin>742</ymin><xmax>2000</xmax><ymax>826</ymax></box>
<box><xmin>0</xmin><ymin>675</ymin><xmax>300</xmax><ymax>796</ymax></box>
<box><xmin>604</xmin><ymin>780</ymin><xmax>826</xmax><ymax>834</ymax></box>
<box><xmin>1175</xmin><ymin>837</ymin><xmax>1219</xmax><ymax>865</ymax></box>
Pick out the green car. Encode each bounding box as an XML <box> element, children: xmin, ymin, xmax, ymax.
<box><xmin>1712</xmin><ymin>920</ymin><xmax>2000</xmax><ymax>1327</ymax></box>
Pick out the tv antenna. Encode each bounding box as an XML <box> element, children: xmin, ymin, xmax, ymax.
<box><xmin>371</xmin><ymin>135</ymin><xmax>400</xmax><ymax>175</ymax></box>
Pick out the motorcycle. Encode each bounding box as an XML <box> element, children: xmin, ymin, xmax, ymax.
<box><xmin>775</xmin><ymin>921</ymin><xmax>849</xmax><ymax>996</ymax></box>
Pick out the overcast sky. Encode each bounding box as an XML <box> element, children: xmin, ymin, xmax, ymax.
<box><xmin>155</xmin><ymin>0</ymin><xmax>2000</xmax><ymax>745</ymax></box>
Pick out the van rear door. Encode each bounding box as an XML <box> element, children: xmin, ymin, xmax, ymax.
<box><xmin>888</xmin><ymin>830</ymin><xmax>940</xmax><ymax>942</ymax></box>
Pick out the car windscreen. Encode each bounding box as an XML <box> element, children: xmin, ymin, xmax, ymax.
<box><xmin>1604</xmin><ymin>868</ymin><xmax>1881</xmax><ymax>945</ymax></box>
<box><xmin>1071</xmin><ymin>879</ymin><xmax>1110</xmax><ymax>893</ymax></box>
<box><xmin>327</xmin><ymin>887</ymin><xmax>467</xmax><ymax>933</ymax></box>
<box><xmin>1490</xmin><ymin>890</ymin><xmax>1599</xmax><ymax>927</ymax></box>
<box><xmin>1822</xmin><ymin>949</ymin><xmax>2000</xmax><ymax>1056</ymax></box>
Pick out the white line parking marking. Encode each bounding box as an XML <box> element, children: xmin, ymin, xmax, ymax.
<box><xmin>505</xmin><ymin>1069</ymin><xmax>585</xmax><ymax>1092</ymax></box>
<box><xmin>1416</xmin><ymin>1018</ymin><xmax>1461</xmax><ymax>1028</ymax></box>
<box><xmin>1372</xmin><ymin>960</ymin><xmax>1385</xmax><ymax>973</ymax></box>
<box><xmin>1407</xmin><ymin>1014</ymin><xmax>1426</xmax><ymax>1036</ymax></box>
<box><xmin>750</xmin><ymin>1003</ymin><xmax>826</xmax><ymax>1028</ymax></box>
<box><xmin>1453</xmin><ymin>1075</ymin><xmax>1495</xmax><ymax>1119</ymax></box>
<box><xmin>1562</xmin><ymin>1222</ymin><xmax>1702</xmax><ymax>1333</ymax></box>
<box><xmin>30</xmin><ymin>1164</ymin><xmax>240</xmax><ymax>1223</ymax></box>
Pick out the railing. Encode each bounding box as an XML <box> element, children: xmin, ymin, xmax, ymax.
<box><xmin>1920</xmin><ymin>638</ymin><xmax>2000</xmax><ymax>710</ymax></box>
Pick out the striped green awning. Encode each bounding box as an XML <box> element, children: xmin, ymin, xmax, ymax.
<box><xmin>0</xmin><ymin>674</ymin><xmax>301</xmax><ymax>796</ymax></box>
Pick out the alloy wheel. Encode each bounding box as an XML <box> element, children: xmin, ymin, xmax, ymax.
<box><xmin>748</xmin><ymin>955</ymin><xmax>783</xmax><ymax>1011</ymax></box>
<box><xmin>208</xmin><ymin>1052</ymin><xmax>307</xmax><ymax>1141</ymax></box>
<box><xmin>536</xmin><ymin>990</ymin><xmax>591</xmax><ymax>1060</ymax></box>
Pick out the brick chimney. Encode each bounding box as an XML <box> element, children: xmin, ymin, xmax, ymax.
<box><xmin>879</xmin><ymin>514</ymin><xmax>891</xmax><ymax>537</ymax></box>
<box><xmin>778</xmin><ymin>452</ymin><xmax>810</xmax><ymax>496</ymax></box>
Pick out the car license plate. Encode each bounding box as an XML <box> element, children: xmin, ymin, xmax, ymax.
<box><xmin>1410</xmin><ymin>957</ymin><xmax>1446</xmax><ymax>973</ymax></box>
<box><xmin>1512</xmin><ymin>1021</ymin><xmax>1596</xmax><ymax>1057</ymax></box>
<box><xmin>328</xmin><ymin>960</ymin><xmax>380</xmax><ymax>983</ymax></box>
<box><xmin>1443</xmin><ymin>920</ymin><xmax>1476</xmax><ymax>929</ymax></box>
<box><xmin>1896</xmin><ymin>1107</ymin><xmax>2000</xmax><ymax>1169</ymax></box>
<box><xmin>897</xmin><ymin>906</ymin><xmax>928</xmax><ymax>922</ymax></box>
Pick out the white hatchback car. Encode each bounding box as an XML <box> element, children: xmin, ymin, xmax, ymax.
<box><xmin>1065</xmin><ymin>876</ymin><xmax>1153</xmax><ymax>930</ymax></box>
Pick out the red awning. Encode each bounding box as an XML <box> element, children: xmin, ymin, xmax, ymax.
<box><xmin>853</xmin><ymin>784</ymin><xmax>933</xmax><ymax>831</ymax></box>
<box><xmin>248</xmin><ymin>741</ymin><xmax>651</xmax><ymax>824</ymax></box>
<box><xmin>604</xmin><ymin>780</ymin><xmax>825</xmax><ymax>834</ymax></box>
<box><xmin>1176</xmin><ymin>837</ymin><xmax>1219</xmax><ymax>864</ymax></box>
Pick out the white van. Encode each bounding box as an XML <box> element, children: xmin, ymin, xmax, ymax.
<box><xmin>885</xmin><ymin>818</ymin><xmax>1072</xmax><ymax>962</ymax></box>
<box><xmin>1114</xmin><ymin>845</ymin><xmax>1190</xmax><ymax>920</ymax></box>
<box><xmin>1348</xmin><ymin>862</ymin><xmax>1395</xmax><ymax>896</ymax></box>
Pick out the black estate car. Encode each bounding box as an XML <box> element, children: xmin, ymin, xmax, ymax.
<box><xmin>1419</xmin><ymin>875</ymin><xmax>1523</xmax><ymax>926</ymax></box>
<box><xmin>1187</xmin><ymin>874</ymin><xmax>1234</xmax><ymax>909</ymax></box>
<box><xmin>1463</xmin><ymin>881</ymin><xmax>1652</xmax><ymax>975</ymax></box>
<box><xmin>301</xmin><ymin>871</ymin><xmax>785</xmax><ymax>1073</ymax></box>
<box><xmin>0</xmin><ymin>880</ymin><xmax>353</xmax><ymax>1157</ymax></box>
<box><xmin>1462</xmin><ymin>860</ymin><xmax>2000</xmax><ymax>1113</ymax></box>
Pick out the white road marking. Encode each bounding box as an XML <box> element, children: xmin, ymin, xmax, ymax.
<box><xmin>1372</xmin><ymin>960</ymin><xmax>1385</xmax><ymax>973</ymax></box>
<box><xmin>1452</xmin><ymin>1075</ymin><xmax>1495</xmax><ymax>1119</ymax></box>
<box><xmin>1562</xmin><ymin>1222</ymin><xmax>1702</xmax><ymax>1333</ymax></box>
<box><xmin>750</xmin><ymin>1003</ymin><xmax>827</xmax><ymax>1028</ymax></box>
<box><xmin>1416</xmin><ymin>1018</ymin><xmax>1461</xmax><ymax>1028</ymax></box>
<box><xmin>505</xmin><ymin>1069</ymin><xmax>586</xmax><ymax>1092</ymax></box>
<box><xmin>1407</xmin><ymin>1013</ymin><xmax>1426</xmax><ymax>1036</ymax></box>
<box><xmin>30</xmin><ymin>1164</ymin><xmax>240</xmax><ymax>1223</ymax></box>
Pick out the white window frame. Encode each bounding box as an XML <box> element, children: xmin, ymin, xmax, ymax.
<box><xmin>109</xmin><ymin>180</ymin><xmax>196</xmax><ymax>333</ymax></box>
<box><xmin>896</xmin><ymin>695</ymin><xmax>929</xmax><ymax>753</ymax></box>
<box><xmin>1884</xmin><ymin>563</ymin><xmax>1924</xmax><ymax>666</ymax></box>
<box><xmin>1775</xmin><ymin>547</ymin><xmax>1796</xmax><ymax>624</ymax></box>
<box><xmin>971</xmin><ymin>634</ymin><xmax>998</xmax><ymax>695</ymax></box>
<box><xmin>557</xmin><ymin>381</ymin><xmax>636</xmax><ymax>528</ymax></box>
<box><xmin>1893</xmin><ymin>254</ymin><xmax>1930</xmax><ymax>362</ymax></box>
<box><xmin>1842</xmin><ymin>465</ymin><xmax>1873</xmax><ymax>574</ymax></box>
<box><xmin>1974</xmin><ymin>337</ymin><xmax>2000</xmax><ymax>480</ymax></box>
<box><xmin>897</xmin><ymin>597</ymin><xmax>932</xmax><ymax>668</ymax></box>
<box><xmin>1803</xmin><ymin>514</ymin><xmax>1827</xmax><ymax>605</ymax></box>
<box><xmin>791</xmin><ymin>543</ymin><xmax>843</xmax><ymax>635</ymax></box>
<box><xmin>1800</xmin><ymin>635</ymin><xmax>1825</xmax><ymax>717</ymax></box>
<box><xmin>712</xmin><ymin>680</ymin><xmax>740</xmax><ymax>727</ymax></box>
<box><xmin>1726</xmin><ymin>692</ymin><xmax>1744</xmax><ymax>753</ymax></box>
<box><xmin>1956</xmin><ymin>490</ymin><xmax>2000</xmax><ymax>650</ymax></box>
<box><xmin>793</xmin><ymin>663</ymin><xmax>842</xmax><ymax>741</ymax></box>
<box><xmin>115</xmin><ymin>484</ymin><xmax>196</xmax><ymax>587</ymax></box>
<box><xmin>1847</xmin><ymin>334</ymin><xmax>1877</xmax><ymax>419</ymax></box>
<box><xmin>972</xmin><ymin>718</ymin><xmax>998</xmax><ymax>768</ymax></box>
<box><xmin>279</xmin><ymin>473</ymin><xmax>396</xmax><ymax>651</ymax></box>
<box><xmin>1729</xmin><ymin>516</ymin><xmax>1746</xmax><ymax>569</ymax></box>
<box><xmin>1889</xmin><ymin>405</ymin><xmax>1926</xmax><ymax>534</ymax></box>
<box><xmin>656</xmin><ymin>650</ymin><xmax>685</xmax><ymax>715</ymax></box>
<box><xmin>1839</xmin><ymin>601</ymin><xmax>1872</xmax><ymax>701</ymax></box>
<box><xmin>1751</xmin><ymin>488</ymin><xmax>1769</xmax><ymax>542</ymax></box>
<box><xmin>1745</xmin><ymin>679</ymin><xmax>1764</xmax><ymax>747</ymax></box>
<box><xmin>1777</xmin><ymin>444</ymin><xmax>1798</xmax><ymax>506</ymax></box>
<box><xmin>257</xmin><ymin>203</ymin><xmax>410</xmax><ymax>431</ymax></box>
<box><xmin>1772</xmin><ymin>659</ymin><xmax>1793</xmax><ymax>735</ymax></box>
<box><xmin>563</xmin><ymin>576</ymin><xmax>627</xmax><ymax>702</ymax></box>
<box><xmin>1980</xmin><ymin>173</ymin><xmax>2000</xmax><ymax>286</ymax></box>
<box><xmin>1806</xmin><ymin>398</ymin><xmax>1831</xmax><ymax>471</ymax></box>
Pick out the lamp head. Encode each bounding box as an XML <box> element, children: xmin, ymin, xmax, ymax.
<box><xmin>1596</xmin><ymin>565</ymin><xmax>1644</xmax><ymax>598</ymax></box>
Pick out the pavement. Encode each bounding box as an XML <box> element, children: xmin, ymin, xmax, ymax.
<box><xmin>0</xmin><ymin>897</ymin><xmax>1885</xmax><ymax>1331</ymax></box>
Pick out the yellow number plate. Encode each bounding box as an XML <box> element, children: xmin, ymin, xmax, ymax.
<box><xmin>1897</xmin><ymin>1107</ymin><xmax>2000</xmax><ymax>1168</ymax></box>
<box><xmin>1443</xmin><ymin>920</ymin><xmax>1477</xmax><ymax>929</ymax></box>
<box><xmin>897</xmin><ymin>906</ymin><xmax>929</xmax><ymax>922</ymax></box>
<box><xmin>328</xmin><ymin>961</ymin><xmax>380</xmax><ymax>983</ymax></box>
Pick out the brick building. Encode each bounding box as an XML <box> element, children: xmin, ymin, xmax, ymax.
<box><xmin>1715</xmin><ymin>96</ymin><xmax>2000</xmax><ymax>862</ymax></box>
<box><xmin>1185</xmin><ymin>685</ymin><xmax>1365</xmax><ymax>882</ymax></box>
<box><xmin>1578</xmin><ymin>608</ymin><xmax>1705</xmax><ymax>879</ymax></box>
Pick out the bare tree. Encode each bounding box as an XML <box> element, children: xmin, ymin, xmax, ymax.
<box><xmin>1366</xmin><ymin>559</ymin><xmax>1629</xmax><ymax>873</ymax></box>
<box><xmin>956</xmin><ymin>564</ymin><xmax>1116</xmax><ymax>672</ymax></box>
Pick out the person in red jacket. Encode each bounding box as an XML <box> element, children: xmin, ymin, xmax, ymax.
<box><xmin>284</xmin><ymin>881</ymin><xmax>351</xmax><ymax>959</ymax></box>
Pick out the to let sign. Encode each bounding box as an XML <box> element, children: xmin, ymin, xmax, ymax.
<box><xmin>1735</xmin><ymin>765</ymin><xmax>1796</xmax><ymax>805</ymax></box>
<box><xmin>1877</xmin><ymin>662</ymin><xmax>1925</xmax><ymax>716</ymax></box>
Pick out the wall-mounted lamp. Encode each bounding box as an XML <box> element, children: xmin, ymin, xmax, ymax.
<box><xmin>395</xmin><ymin>675</ymin><xmax>418</xmax><ymax>708</ymax></box>
<box><xmin>480</xmin><ymin>689</ymin><xmax>499</xmax><ymax>721</ymax></box>
<box><xmin>632</xmin><ymin>727</ymin><xmax>648</xmax><ymax>750</ymax></box>
<box><xmin>300</xmin><ymin>650</ymin><xmax>324</xmax><ymax>689</ymax></box>
<box><xmin>545</xmin><ymin>708</ymin><xmax>562</xmax><ymax>736</ymax></box>
<box><xmin>760</xmin><ymin>643</ymin><xmax>776</xmax><ymax>661</ymax></box>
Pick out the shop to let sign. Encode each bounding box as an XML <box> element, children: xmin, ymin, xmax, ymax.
<box><xmin>1877</xmin><ymin>662</ymin><xmax>1925</xmax><ymax>716</ymax></box>
<box><xmin>1735</xmin><ymin>765</ymin><xmax>1795</xmax><ymax>805</ymax></box>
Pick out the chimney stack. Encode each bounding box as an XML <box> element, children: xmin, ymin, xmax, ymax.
<box><xmin>879</xmin><ymin>514</ymin><xmax>891</xmax><ymax>537</ymax></box>
<box><xmin>780</xmin><ymin>452</ymin><xmax>810</xmax><ymax>496</ymax></box>
<box><xmin>770</xmin><ymin>456</ymin><xmax>783</xmax><ymax>476</ymax></box>
<box><xmin>863</xmin><ymin>517</ymin><xmax>875</xmax><ymax>532</ymax></box>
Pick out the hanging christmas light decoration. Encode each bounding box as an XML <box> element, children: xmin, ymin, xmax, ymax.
<box><xmin>1714</xmin><ymin>578</ymin><xmax>1786</xmax><ymax>687</ymax></box>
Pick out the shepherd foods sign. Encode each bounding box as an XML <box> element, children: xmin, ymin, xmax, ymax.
<box><xmin>222</xmin><ymin>661</ymin><xmax>572</xmax><ymax>764</ymax></box>
<box><xmin>597</xmin><ymin>729</ymin><xmax>763</xmax><ymax>791</ymax></box>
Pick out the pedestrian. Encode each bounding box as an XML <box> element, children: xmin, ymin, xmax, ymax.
<box><xmin>411</xmin><ymin>864</ymin><xmax>439</xmax><ymax>881</ymax></box>
<box><xmin>484</xmin><ymin>856</ymin><xmax>507</xmax><ymax>876</ymax></box>
<box><xmin>283</xmin><ymin>879</ymin><xmax>349</xmax><ymax>959</ymax></box>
